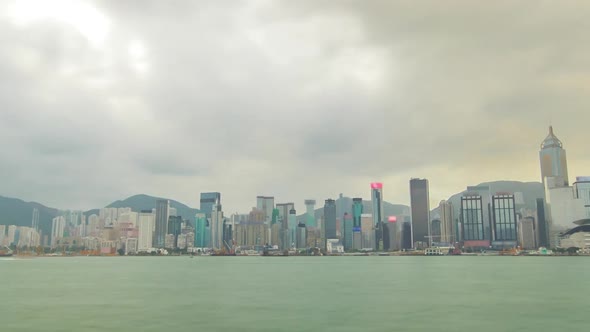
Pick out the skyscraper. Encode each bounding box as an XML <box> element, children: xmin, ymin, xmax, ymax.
<box><xmin>536</xmin><ymin>198</ymin><xmax>549</xmax><ymax>248</ymax></box>
<box><xmin>491</xmin><ymin>193</ymin><xmax>518</xmax><ymax>248</ymax></box>
<box><xmin>256</xmin><ymin>196</ymin><xmax>275</xmax><ymax>224</ymax></box>
<box><xmin>352</xmin><ymin>198</ymin><xmax>363</xmax><ymax>250</ymax></box>
<box><xmin>288</xmin><ymin>209</ymin><xmax>297</xmax><ymax>247</ymax></box>
<box><xmin>194</xmin><ymin>213</ymin><xmax>209</xmax><ymax>248</ymax></box>
<box><xmin>51</xmin><ymin>216</ymin><xmax>66</xmax><ymax>247</ymax></box>
<box><xmin>138</xmin><ymin>211</ymin><xmax>155</xmax><ymax>251</ymax></box>
<box><xmin>383</xmin><ymin>216</ymin><xmax>398</xmax><ymax>251</ymax></box>
<box><xmin>573</xmin><ymin>177</ymin><xmax>590</xmax><ymax>218</ymax></box>
<box><xmin>304</xmin><ymin>199</ymin><xmax>316</xmax><ymax>227</ymax></box>
<box><xmin>518</xmin><ymin>217</ymin><xmax>536</xmax><ymax>250</ymax></box>
<box><xmin>410</xmin><ymin>178</ymin><xmax>430</xmax><ymax>248</ymax></box>
<box><xmin>32</xmin><ymin>208</ymin><xmax>39</xmax><ymax>231</ymax></box>
<box><xmin>153</xmin><ymin>199</ymin><xmax>170</xmax><ymax>248</ymax></box>
<box><xmin>370</xmin><ymin>183</ymin><xmax>384</xmax><ymax>250</ymax></box>
<box><xmin>167</xmin><ymin>216</ymin><xmax>183</xmax><ymax>249</ymax></box>
<box><xmin>324</xmin><ymin>199</ymin><xmax>337</xmax><ymax>241</ymax></box>
<box><xmin>401</xmin><ymin>219</ymin><xmax>413</xmax><ymax>250</ymax></box>
<box><xmin>460</xmin><ymin>194</ymin><xmax>488</xmax><ymax>248</ymax></box>
<box><xmin>439</xmin><ymin>200</ymin><xmax>454</xmax><ymax>244</ymax></box>
<box><xmin>539</xmin><ymin>126</ymin><xmax>569</xmax><ymax>187</ymax></box>
<box><xmin>342</xmin><ymin>213</ymin><xmax>353</xmax><ymax>251</ymax></box>
<box><xmin>200</xmin><ymin>192</ymin><xmax>221</xmax><ymax>217</ymax></box>
<box><xmin>276</xmin><ymin>203</ymin><xmax>294</xmax><ymax>250</ymax></box>
<box><xmin>296</xmin><ymin>222</ymin><xmax>307</xmax><ymax>250</ymax></box>
<box><xmin>210</xmin><ymin>201</ymin><xmax>224</xmax><ymax>250</ymax></box>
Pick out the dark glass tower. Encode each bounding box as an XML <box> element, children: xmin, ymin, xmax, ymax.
<box><xmin>410</xmin><ymin>178</ymin><xmax>430</xmax><ymax>248</ymax></box>
<box><xmin>324</xmin><ymin>199</ymin><xmax>337</xmax><ymax>241</ymax></box>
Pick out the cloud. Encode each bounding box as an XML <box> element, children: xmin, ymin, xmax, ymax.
<box><xmin>0</xmin><ymin>0</ymin><xmax>589</xmax><ymax>212</ymax></box>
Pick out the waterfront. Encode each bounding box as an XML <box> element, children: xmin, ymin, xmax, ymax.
<box><xmin>1</xmin><ymin>256</ymin><xmax>587</xmax><ymax>332</ymax></box>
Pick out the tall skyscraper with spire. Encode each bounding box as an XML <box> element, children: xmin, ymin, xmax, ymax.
<box><xmin>540</xmin><ymin>126</ymin><xmax>569</xmax><ymax>187</ymax></box>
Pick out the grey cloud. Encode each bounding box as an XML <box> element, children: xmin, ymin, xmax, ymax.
<box><xmin>1</xmin><ymin>0</ymin><xmax>589</xmax><ymax>211</ymax></box>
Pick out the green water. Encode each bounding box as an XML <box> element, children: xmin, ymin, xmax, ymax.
<box><xmin>1</xmin><ymin>256</ymin><xmax>587</xmax><ymax>332</ymax></box>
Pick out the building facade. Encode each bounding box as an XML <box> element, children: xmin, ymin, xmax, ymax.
<box><xmin>439</xmin><ymin>200</ymin><xmax>454</xmax><ymax>244</ymax></box>
<box><xmin>370</xmin><ymin>183</ymin><xmax>384</xmax><ymax>250</ymax></box>
<box><xmin>153</xmin><ymin>199</ymin><xmax>170</xmax><ymax>248</ymax></box>
<box><xmin>491</xmin><ymin>193</ymin><xmax>518</xmax><ymax>248</ymax></box>
<box><xmin>410</xmin><ymin>178</ymin><xmax>430</xmax><ymax>247</ymax></box>
<box><xmin>539</xmin><ymin>126</ymin><xmax>569</xmax><ymax>187</ymax></box>
<box><xmin>137</xmin><ymin>212</ymin><xmax>155</xmax><ymax>251</ymax></box>
<box><xmin>573</xmin><ymin>177</ymin><xmax>590</xmax><ymax>218</ymax></box>
<box><xmin>304</xmin><ymin>199</ymin><xmax>316</xmax><ymax>227</ymax></box>
<box><xmin>256</xmin><ymin>196</ymin><xmax>275</xmax><ymax>224</ymax></box>
<box><xmin>324</xmin><ymin>199</ymin><xmax>337</xmax><ymax>241</ymax></box>
<box><xmin>200</xmin><ymin>192</ymin><xmax>221</xmax><ymax>217</ymax></box>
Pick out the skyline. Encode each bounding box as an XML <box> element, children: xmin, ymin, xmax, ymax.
<box><xmin>1</xmin><ymin>1</ymin><xmax>590</xmax><ymax>212</ymax></box>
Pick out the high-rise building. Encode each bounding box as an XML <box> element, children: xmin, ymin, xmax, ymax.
<box><xmin>200</xmin><ymin>192</ymin><xmax>221</xmax><ymax>217</ymax></box>
<box><xmin>540</xmin><ymin>126</ymin><xmax>569</xmax><ymax>187</ymax></box>
<box><xmin>401</xmin><ymin>218</ymin><xmax>413</xmax><ymax>250</ymax></box>
<box><xmin>352</xmin><ymin>198</ymin><xmax>363</xmax><ymax>249</ymax></box>
<box><xmin>194</xmin><ymin>213</ymin><xmax>209</xmax><ymax>248</ymax></box>
<box><xmin>256</xmin><ymin>196</ymin><xmax>275</xmax><ymax>224</ymax></box>
<box><xmin>296</xmin><ymin>222</ymin><xmax>307</xmax><ymax>250</ymax></box>
<box><xmin>410</xmin><ymin>178</ymin><xmax>430</xmax><ymax>248</ymax></box>
<box><xmin>360</xmin><ymin>214</ymin><xmax>374</xmax><ymax>250</ymax></box>
<box><xmin>370</xmin><ymin>183</ymin><xmax>384</xmax><ymax>250</ymax></box>
<box><xmin>324</xmin><ymin>199</ymin><xmax>337</xmax><ymax>241</ymax></box>
<box><xmin>545</xmin><ymin>177</ymin><xmax>586</xmax><ymax>231</ymax></box>
<box><xmin>288</xmin><ymin>209</ymin><xmax>297</xmax><ymax>248</ymax></box>
<box><xmin>304</xmin><ymin>199</ymin><xmax>316</xmax><ymax>227</ymax></box>
<box><xmin>51</xmin><ymin>216</ymin><xmax>66</xmax><ymax>247</ymax></box>
<box><xmin>536</xmin><ymin>198</ymin><xmax>549</xmax><ymax>248</ymax></box>
<box><xmin>439</xmin><ymin>200</ymin><xmax>454</xmax><ymax>244</ymax></box>
<box><xmin>573</xmin><ymin>177</ymin><xmax>590</xmax><ymax>218</ymax></box>
<box><xmin>32</xmin><ymin>208</ymin><xmax>39</xmax><ymax>231</ymax></box>
<box><xmin>342</xmin><ymin>213</ymin><xmax>354</xmax><ymax>251</ymax></box>
<box><xmin>153</xmin><ymin>199</ymin><xmax>170</xmax><ymax>248</ymax></box>
<box><xmin>519</xmin><ymin>217</ymin><xmax>536</xmax><ymax>250</ymax></box>
<box><xmin>276</xmin><ymin>203</ymin><xmax>294</xmax><ymax>250</ymax></box>
<box><xmin>383</xmin><ymin>216</ymin><xmax>398</xmax><ymax>251</ymax></box>
<box><xmin>460</xmin><ymin>193</ymin><xmax>490</xmax><ymax>249</ymax></box>
<box><xmin>491</xmin><ymin>193</ymin><xmax>518</xmax><ymax>248</ymax></box>
<box><xmin>137</xmin><ymin>211</ymin><xmax>155</xmax><ymax>252</ymax></box>
<box><xmin>210</xmin><ymin>202</ymin><xmax>224</xmax><ymax>250</ymax></box>
<box><xmin>0</xmin><ymin>225</ymin><xmax>6</xmax><ymax>246</ymax></box>
<box><xmin>167</xmin><ymin>216</ymin><xmax>183</xmax><ymax>249</ymax></box>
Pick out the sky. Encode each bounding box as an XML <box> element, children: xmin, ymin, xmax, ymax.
<box><xmin>1</xmin><ymin>0</ymin><xmax>589</xmax><ymax>212</ymax></box>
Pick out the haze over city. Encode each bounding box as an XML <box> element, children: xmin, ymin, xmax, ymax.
<box><xmin>1</xmin><ymin>0</ymin><xmax>590</xmax><ymax>212</ymax></box>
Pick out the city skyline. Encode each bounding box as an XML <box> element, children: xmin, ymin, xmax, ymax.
<box><xmin>1</xmin><ymin>1</ymin><xmax>590</xmax><ymax>213</ymax></box>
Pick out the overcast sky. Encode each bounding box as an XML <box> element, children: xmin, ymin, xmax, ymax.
<box><xmin>1</xmin><ymin>0</ymin><xmax>589</xmax><ymax>212</ymax></box>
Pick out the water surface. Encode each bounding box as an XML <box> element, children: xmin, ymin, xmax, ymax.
<box><xmin>1</xmin><ymin>256</ymin><xmax>586</xmax><ymax>331</ymax></box>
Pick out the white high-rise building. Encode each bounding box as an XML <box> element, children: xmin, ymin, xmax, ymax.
<box><xmin>210</xmin><ymin>206</ymin><xmax>224</xmax><ymax>250</ymax></box>
<box><xmin>51</xmin><ymin>216</ymin><xmax>66</xmax><ymax>247</ymax></box>
<box><xmin>545</xmin><ymin>178</ymin><xmax>586</xmax><ymax>231</ymax></box>
<box><xmin>6</xmin><ymin>225</ymin><xmax>17</xmax><ymax>246</ymax></box>
<box><xmin>137</xmin><ymin>212</ymin><xmax>155</xmax><ymax>251</ymax></box>
<box><xmin>0</xmin><ymin>225</ymin><xmax>6</xmax><ymax>246</ymax></box>
<box><xmin>573</xmin><ymin>177</ymin><xmax>590</xmax><ymax>218</ymax></box>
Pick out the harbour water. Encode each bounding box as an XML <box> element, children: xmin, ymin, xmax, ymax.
<box><xmin>1</xmin><ymin>256</ymin><xmax>587</xmax><ymax>332</ymax></box>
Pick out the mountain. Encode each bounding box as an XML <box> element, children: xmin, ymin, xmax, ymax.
<box><xmin>430</xmin><ymin>181</ymin><xmax>545</xmax><ymax>219</ymax></box>
<box><xmin>90</xmin><ymin>194</ymin><xmax>201</xmax><ymax>222</ymax></box>
<box><xmin>0</xmin><ymin>195</ymin><xmax>59</xmax><ymax>237</ymax></box>
<box><xmin>297</xmin><ymin>195</ymin><xmax>410</xmax><ymax>223</ymax></box>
